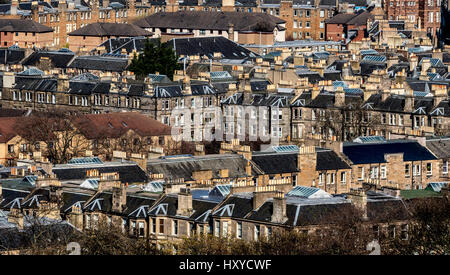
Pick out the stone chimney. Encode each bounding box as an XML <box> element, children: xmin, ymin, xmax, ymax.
<box><xmin>347</xmin><ymin>188</ymin><xmax>368</xmax><ymax>220</ymax></box>
<box><xmin>228</xmin><ymin>23</ymin><xmax>234</xmax><ymax>41</ymax></box>
<box><xmin>163</xmin><ymin>178</ymin><xmax>186</xmax><ymax>194</ymax></box>
<box><xmin>387</xmin><ymin>55</ymin><xmax>399</xmax><ymax>70</ymax></box>
<box><xmin>98</xmin><ymin>172</ymin><xmax>121</xmax><ymax>192</ymax></box>
<box><xmin>31</xmin><ymin>1</ymin><xmax>39</xmax><ymax>20</ymax></box>
<box><xmin>177</xmin><ymin>187</ymin><xmax>193</xmax><ymax>216</ymax></box>
<box><xmin>57</xmin><ymin>75</ymin><xmax>69</xmax><ymax>92</ymax></box>
<box><xmin>67</xmin><ymin>205</ymin><xmax>83</xmax><ymax>230</ymax></box>
<box><xmin>36</xmin><ymin>174</ymin><xmax>61</xmax><ymax>189</ymax></box>
<box><xmin>409</xmin><ymin>54</ymin><xmax>418</xmax><ymax>72</ymax></box>
<box><xmin>2</xmin><ymin>72</ymin><xmax>15</xmax><ymax>88</ymax></box>
<box><xmin>431</xmin><ymin>84</ymin><xmax>447</xmax><ymax>107</ymax></box>
<box><xmin>182</xmin><ymin>76</ymin><xmax>191</xmax><ymax>95</ymax></box>
<box><xmin>395</xmin><ymin>69</ymin><xmax>406</xmax><ymax>84</ymax></box>
<box><xmin>11</xmin><ymin>0</ymin><xmax>18</xmax><ymax>16</ymax></box>
<box><xmin>334</xmin><ymin>86</ymin><xmax>345</xmax><ymax>107</ymax></box>
<box><xmin>36</xmin><ymin>161</ymin><xmax>53</xmax><ymax>176</ymax></box>
<box><xmin>86</xmin><ymin>169</ymin><xmax>100</xmax><ymax>178</ymax></box>
<box><xmin>112</xmin><ymin>182</ymin><xmax>127</xmax><ymax>213</ymax></box>
<box><xmin>421</xmin><ymin>58</ymin><xmax>431</xmax><ymax>75</ymax></box>
<box><xmin>253</xmin><ymin>186</ymin><xmax>277</xmax><ymax>210</ymax></box>
<box><xmin>271</xmin><ymin>191</ymin><xmax>288</xmax><ymax>223</ymax></box>
<box><xmin>404</xmin><ymin>88</ymin><xmax>414</xmax><ymax>112</ymax></box>
<box><xmin>297</xmin><ymin>146</ymin><xmax>316</xmax><ymax>186</ymax></box>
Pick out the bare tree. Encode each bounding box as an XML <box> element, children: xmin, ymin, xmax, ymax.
<box><xmin>15</xmin><ymin>111</ymin><xmax>90</xmax><ymax>164</ymax></box>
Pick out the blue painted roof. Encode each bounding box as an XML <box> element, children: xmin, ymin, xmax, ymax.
<box><xmin>343</xmin><ymin>141</ymin><xmax>437</xmax><ymax>164</ymax></box>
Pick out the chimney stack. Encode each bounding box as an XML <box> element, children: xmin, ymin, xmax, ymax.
<box><xmin>98</xmin><ymin>172</ymin><xmax>121</xmax><ymax>192</ymax></box>
<box><xmin>334</xmin><ymin>86</ymin><xmax>345</xmax><ymax>107</ymax></box>
<box><xmin>271</xmin><ymin>191</ymin><xmax>288</xmax><ymax>223</ymax></box>
<box><xmin>11</xmin><ymin>0</ymin><xmax>18</xmax><ymax>16</ymax></box>
<box><xmin>253</xmin><ymin>186</ymin><xmax>277</xmax><ymax>210</ymax></box>
<box><xmin>112</xmin><ymin>182</ymin><xmax>127</xmax><ymax>213</ymax></box>
<box><xmin>177</xmin><ymin>187</ymin><xmax>193</xmax><ymax>216</ymax></box>
<box><xmin>297</xmin><ymin>146</ymin><xmax>316</xmax><ymax>186</ymax></box>
<box><xmin>228</xmin><ymin>23</ymin><xmax>234</xmax><ymax>41</ymax></box>
<box><xmin>347</xmin><ymin>188</ymin><xmax>368</xmax><ymax>220</ymax></box>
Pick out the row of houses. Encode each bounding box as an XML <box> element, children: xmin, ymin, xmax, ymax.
<box><xmin>0</xmin><ymin>160</ymin><xmax>448</xmax><ymax>250</ymax></box>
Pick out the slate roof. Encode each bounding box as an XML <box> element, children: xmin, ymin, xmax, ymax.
<box><xmin>343</xmin><ymin>140</ymin><xmax>437</xmax><ymax>164</ymax></box>
<box><xmin>52</xmin><ymin>162</ymin><xmax>149</xmax><ymax>184</ymax></box>
<box><xmin>326</xmin><ymin>10</ymin><xmax>373</xmax><ymax>26</ymax></box>
<box><xmin>211</xmin><ymin>194</ymin><xmax>254</xmax><ymax>219</ymax></box>
<box><xmin>153</xmin><ymin>83</ymin><xmax>223</xmax><ymax>98</ymax></box>
<box><xmin>426</xmin><ymin>137</ymin><xmax>450</xmax><ymax>159</ymax></box>
<box><xmin>146</xmin><ymin>154</ymin><xmax>255</xmax><ymax>181</ymax></box>
<box><xmin>96</xmin><ymin>37</ymin><xmax>159</xmax><ymax>55</ymax></box>
<box><xmin>21</xmin><ymin>50</ymin><xmax>75</xmax><ymax>68</ymax></box>
<box><xmin>251</xmin><ymin>148</ymin><xmax>350</xmax><ymax>175</ymax></box>
<box><xmin>316</xmin><ymin>149</ymin><xmax>352</xmax><ymax>170</ymax></box>
<box><xmin>61</xmin><ymin>191</ymin><xmax>93</xmax><ymax>214</ymax></box>
<box><xmin>251</xmin><ymin>152</ymin><xmax>299</xmax><ymax>174</ymax></box>
<box><xmin>148</xmin><ymin>194</ymin><xmax>217</xmax><ymax>221</ymax></box>
<box><xmin>68</xmin><ymin>23</ymin><xmax>152</xmax><ymax>37</ymax></box>
<box><xmin>0</xmin><ymin>19</ymin><xmax>52</xmax><ymax>33</ymax></box>
<box><xmin>222</xmin><ymin>92</ymin><xmax>293</xmax><ymax>107</ymax></box>
<box><xmin>0</xmin><ymin>48</ymin><xmax>26</xmax><ymax>64</ymax></box>
<box><xmin>0</xmin><ymin>188</ymin><xmax>30</xmax><ymax>210</ymax></box>
<box><xmin>83</xmin><ymin>191</ymin><xmax>158</xmax><ymax>217</ymax></box>
<box><xmin>169</xmin><ymin>36</ymin><xmax>258</xmax><ymax>60</ymax></box>
<box><xmin>363</xmin><ymin>93</ymin><xmax>405</xmax><ymax>112</ymax></box>
<box><xmin>13</xmin><ymin>76</ymin><xmax>58</xmax><ymax>92</ymax></box>
<box><xmin>68</xmin><ymin>55</ymin><xmax>129</xmax><ymax>72</ymax></box>
<box><xmin>134</xmin><ymin>11</ymin><xmax>285</xmax><ymax>32</ymax></box>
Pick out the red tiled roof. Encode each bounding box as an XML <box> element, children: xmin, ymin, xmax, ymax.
<box><xmin>0</xmin><ymin>117</ymin><xmax>21</xmax><ymax>143</ymax></box>
<box><xmin>73</xmin><ymin>112</ymin><xmax>173</xmax><ymax>140</ymax></box>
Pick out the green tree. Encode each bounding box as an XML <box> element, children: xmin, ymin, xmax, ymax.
<box><xmin>129</xmin><ymin>38</ymin><xmax>180</xmax><ymax>80</ymax></box>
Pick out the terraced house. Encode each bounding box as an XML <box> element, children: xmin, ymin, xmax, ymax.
<box><xmin>342</xmin><ymin>139</ymin><xmax>441</xmax><ymax>190</ymax></box>
<box><xmin>0</xmin><ymin>173</ymin><xmax>417</xmax><ymax>246</ymax></box>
